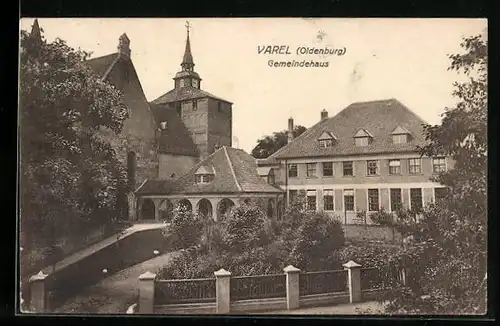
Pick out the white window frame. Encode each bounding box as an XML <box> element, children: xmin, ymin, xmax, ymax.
<box><xmin>432</xmin><ymin>157</ymin><xmax>447</xmax><ymax>173</ymax></box>
<box><xmin>366</xmin><ymin>160</ymin><xmax>379</xmax><ymax>176</ymax></box>
<box><xmin>322</xmin><ymin>162</ymin><xmax>334</xmax><ymax>177</ymax></box>
<box><xmin>367</xmin><ymin>188</ymin><xmax>380</xmax><ymax>212</ymax></box>
<box><xmin>288</xmin><ymin>164</ymin><xmax>298</xmax><ymax>178</ymax></box>
<box><xmin>323</xmin><ymin>189</ymin><xmax>335</xmax><ymax>211</ymax></box>
<box><xmin>355</xmin><ymin>137</ymin><xmax>370</xmax><ymax>147</ymax></box>
<box><xmin>306</xmin><ymin>163</ymin><xmax>317</xmax><ymax>178</ymax></box>
<box><xmin>408</xmin><ymin>158</ymin><xmax>422</xmax><ymax>174</ymax></box>
<box><xmin>342</xmin><ymin>189</ymin><xmax>355</xmax><ymax>212</ymax></box>
<box><xmin>409</xmin><ymin>188</ymin><xmax>424</xmax><ymax>211</ymax></box>
<box><xmin>389</xmin><ymin>188</ymin><xmax>403</xmax><ymax>212</ymax></box>
<box><xmin>392</xmin><ymin>134</ymin><xmax>407</xmax><ymax>144</ymax></box>
<box><xmin>342</xmin><ymin>161</ymin><xmax>354</xmax><ymax>176</ymax></box>
<box><xmin>433</xmin><ymin>187</ymin><xmax>448</xmax><ymax>202</ymax></box>
<box><xmin>306</xmin><ymin>189</ymin><xmax>317</xmax><ymax>211</ymax></box>
<box><xmin>319</xmin><ymin>139</ymin><xmax>334</xmax><ymax>148</ymax></box>
<box><xmin>389</xmin><ymin>159</ymin><xmax>401</xmax><ymax>175</ymax></box>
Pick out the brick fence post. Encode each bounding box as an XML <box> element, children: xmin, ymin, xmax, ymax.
<box><xmin>138</xmin><ymin>271</ymin><xmax>157</xmax><ymax>314</ymax></box>
<box><xmin>214</xmin><ymin>268</ymin><xmax>231</xmax><ymax>314</ymax></box>
<box><xmin>343</xmin><ymin>260</ymin><xmax>362</xmax><ymax>303</ymax></box>
<box><xmin>283</xmin><ymin>265</ymin><xmax>301</xmax><ymax>310</ymax></box>
<box><xmin>29</xmin><ymin>271</ymin><xmax>48</xmax><ymax>313</ymax></box>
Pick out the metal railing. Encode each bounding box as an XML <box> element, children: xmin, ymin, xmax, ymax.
<box><xmin>361</xmin><ymin>267</ymin><xmax>403</xmax><ymax>290</ymax></box>
<box><xmin>230</xmin><ymin>274</ymin><xmax>286</xmax><ymax>301</ymax></box>
<box><xmin>155</xmin><ymin>278</ymin><xmax>216</xmax><ymax>304</ymax></box>
<box><xmin>299</xmin><ymin>270</ymin><xmax>348</xmax><ymax>296</ymax></box>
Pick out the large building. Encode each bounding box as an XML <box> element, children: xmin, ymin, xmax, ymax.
<box><xmin>257</xmin><ymin>99</ymin><xmax>451</xmax><ymax>224</ymax></box>
<box><xmin>28</xmin><ymin>20</ymin><xmax>284</xmax><ymax>221</ymax></box>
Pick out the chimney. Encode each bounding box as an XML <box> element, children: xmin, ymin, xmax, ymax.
<box><xmin>321</xmin><ymin>109</ymin><xmax>328</xmax><ymax>121</ymax></box>
<box><xmin>118</xmin><ymin>33</ymin><xmax>131</xmax><ymax>58</ymax></box>
<box><xmin>287</xmin><ymin>117</ymin><xmax>294</xmax><ymax>143</ymax></box>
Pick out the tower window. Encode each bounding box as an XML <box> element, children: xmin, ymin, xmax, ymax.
<box><xmin>176</xmin><ymin>102</ymin><xmax>182</xmax><ymax>116</ymax></box>
<box><xmin>193</xmin><ymin>100</ymin><xmax>197</xmax><ymax>110</ymax></box>
<box><xmin>218</xmin><ymin>102</ymin><xmax>222</xmax><ymax>112</ymax></box>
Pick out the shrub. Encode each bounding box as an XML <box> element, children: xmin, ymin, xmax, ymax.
<box><xmin>369</xmin><ymin>208</ymin><xmax>395</xmax><ymax>226</ymax></box>
<box><xmin>161</xmin><ymin>206</ymin><xmax>204</xmax><ymax>250</ymax></box>
<box><xmin>288</xmin><ymin>212</ymin><xmax>345</xmax><ymax>270</ymax></box>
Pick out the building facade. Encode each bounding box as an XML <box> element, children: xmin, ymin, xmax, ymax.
<box><xmin>257</xmin><ymin>99</ymin><xmax>451</xmax><ymax>224</ymax></box>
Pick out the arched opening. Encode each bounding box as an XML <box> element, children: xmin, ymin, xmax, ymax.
<box><xmin>217</xmin><ymin>198</ymin><xmax>235</xmax><ymax>220</ymax></box>
<box><xmin>197</xmin><ymin>199</ymin><xmax>213</xmax><ymax>218</ymax></box>
<box><xmin>140</xmin><ymin>199</ymin><xmax>155</xmax><ymax>220</ymax></box>
<box><xmin>159</xmin><ymin>199</ymin><xmax>174</xmax><ymax>222</ymax></box>
<box><xmin>178</xmin><ymin>199</ymin><xmax>192</xmax><ymax>212</ymax></box>
<box><xmin>267</xmin><ymin>199</ymin><xmax>275</xmax><ymax>218</ymax></box>
<box><xmin>127</xmin><ymin>151</ymin><xmax>137</xmax><ymax>190</ymax></box>
<box><xmin>277</xmin><ymin>200</ymin><xmax>284</xmax><ymax>221</ymax></box>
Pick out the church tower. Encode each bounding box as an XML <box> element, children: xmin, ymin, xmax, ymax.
<box><xmin>152</xmin><ymin>22</ymin><xmax>233</xmax><ymax>159</ymax></box>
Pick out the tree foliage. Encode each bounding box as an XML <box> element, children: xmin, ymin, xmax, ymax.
<box><xmin>384</xmin><ymin>33</ymin><xmax>488</xmax><ymax>314</ymax></box>
<box><xmin>20</xmin><ymin>27</ymin><xmax>129</xmax><ymax>250</ymax></box>
<box><xmin>251</xmin><ymin>125</ymin><xmax>307</xmax><ymax>158</ymax></box>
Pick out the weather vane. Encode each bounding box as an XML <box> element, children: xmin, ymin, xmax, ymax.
<box><xmin>185</xmin><ymin>21</ymin><xmax>190</xmax><ymax>35</ymax></box>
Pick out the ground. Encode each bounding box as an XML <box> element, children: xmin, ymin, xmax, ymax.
<box><xmin>258</xmin><ymin>301</ymin><xmax>386</xmax><ymax>315</ymax></box>
<box><xmin>55</xmin><ymin>251</ymin><xmax>180</xmax><ymax>313</ymax></box>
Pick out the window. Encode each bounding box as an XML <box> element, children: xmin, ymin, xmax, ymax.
<box><xmin>306</xmin><ymin>190</ymin><xmax>316</xmax><ymax>211</ymax></box>
<box><xmin>368</xmin><ymin>189</ymin><xmax>380</xmax><ymax>211</ymax></box>
<box><xmin>195</xmin><ymin>174</ymin><xmax>213</xmax><ymax>184</ymax></box>
<box><xmin>288</xmin><ymin>164</ymin><xmax>298</xmax><ymax>178</ymax></box>
<box><xmin>389</xmin><ymin>159</ymin><xmax>401</xmax><ymax>175</ymax></box>
<box><xmin>306</xmin><ymin>163</ymin><xmax>317</xmax><ymax>177</ymax></box>
<box><xmin>193</xmin><ymin>100</ymin><xmax>197</xmax><ymax>110</ymax></box>
<box><xmin>390</xmin><ymin>188</ymin><xmax>402</xmax><ymax>211</ymax></box>
<box><xmin>176</xmin><ymin>102</ymin><xmax>182</xmax><ymax>116</ymax></box>
<box><xmin>289</xmin><ymin>190</ymin><xmax>298</xmax><ymax>204</ymax></box>
<box><xmin>218</xmin><ymin>102</ymin><xmax>222</xmax><ymax>112</ymax></box>
<box><xmin>392</xmin><ymin>134</ymin><xmax>407</xmax><ymax>144</ymax></box>
<box><xmin>410</xmin><ymin>188</ymin><xmax>423</xmax><ymax>211</ymax></box>
<box><xmin>320</xmin><ymin>189</ymin><xmax>333</xmax><ymax>211</ymax></box>
<box><xmin>343</xmin><ymin>161</ymin><xmax>353</xmax><ymax>176</ymax></box>
<box><xmin>367</xmin><ymin>160</ymin><xmax>379</xmax><ymax>175</ymax></box>
<box><xmin>355</xmin><ymin>137</ymin><xmax>369</xmax><ymax>147</ymax></box>
<box><xmin>319</xmin><ymin>139</ymin><xmax>334</xmax><ymax>148</ymax></box>
<box><xmin>322</xmin><ymin>162</ymin><xmax>334</xmax><ymax>177</ymax></box>
<box><xmin>434</xmin><ymin>187</ymin><xmax>448</xmax><ymax>202</ymax></box>
<box><xmin>343</xmin><ymin>189</ymin><xmax>355</xmax><ymax>211</ymax></box>
<box><xmin>408</xmin><ymin>158</ymin><xmax>421</xmax><ymax>174</ymax></box>
<box><xmin>267</xmin><ymin>174</ymin><xmax>275</xmax><ymax>185</ymax></box>
<box><xmin>433</xmin><ymin>157</ymin><xmax>446</xmax><ymax>173</ymax></box>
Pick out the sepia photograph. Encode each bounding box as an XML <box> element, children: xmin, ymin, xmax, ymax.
<box><xmin>18</xmin><ymin>18</ymin><xmax>487</xmax><ymax>316</ymax></box>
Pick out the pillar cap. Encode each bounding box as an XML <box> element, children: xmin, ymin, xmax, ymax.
<box><xmin>283</xmin><ymin>265</ymin><xmax>300</xmax><ymax>273</ymax></box>
<box><xmin>139</xmin><ymin>271</ymin><xmax>157</xmax><ymax>280</ymax></box>
<box><xmin>29</xmin><ymin>270</ymin><xmax>48</xmax><ymax>282</ymax></box>
<box><xmin>214</xmin><ymin>268</ymin><xmax>231</xmax><ymax>277</ymax></box>
<box><xmin>342</xmin><ymin>260</ymin><xmax>362</xmax><ymax>269</ymax></box>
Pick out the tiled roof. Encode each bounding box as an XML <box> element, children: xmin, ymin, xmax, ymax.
<box><xmin>274</xmin><ymin>99</ymin><xmax>429</xmax><ymax>160</ymax></box>
<box><xmin>136</xmin><ymin>146</ymin><xmax>283</xmax><ymax>195</ymax></box>
<box><xmin>150</xmin><ymin>103</ymin><xmax>199</xmax><ymax>157</ymax></box>
<box><xmin>151</xmin><ymin>86</ymin><xmax>232</xmax><ymax>104</ymax></box>
<box><xmin>86</xmin><ymin>53</ymin><xmax>120</xmax><ymax>79</ymax></box>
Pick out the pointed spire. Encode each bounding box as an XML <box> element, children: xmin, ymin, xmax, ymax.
<box><xmin>30</xmin><ymin>19</ymin><xmax>42</xmax><ymax>44</ymax></box>
<box><xmin>181</xmin><ymin>21</ymin><xmax>194</xmax><ymax>69</ymax></box>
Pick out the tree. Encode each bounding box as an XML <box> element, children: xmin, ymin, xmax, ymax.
<box><xmin>251</xmin><ymin>125</ymin><xmax>307</xmax><ymax>158</ymax></box>
<box><xmin>20</xmin><ymin>26</ymin><xmax>129</xmax><ymax>254</ymax></box>
<box><xmin>384</xmin><ymin>33</ymin><xmax>487</xmax><ymax>314</ymax></box>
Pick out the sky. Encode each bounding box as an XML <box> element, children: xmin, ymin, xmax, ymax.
<box><xmin>20</xmin><ymin>18</ymin><xmax>487</xmax><ymax>153</ymax></box>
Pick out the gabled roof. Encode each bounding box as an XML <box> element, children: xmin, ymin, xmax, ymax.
<box><xmin>257</xmin><ymin>166</ymin><xmax>273</xmax><ymax>176</ymax></box>
<box><xmin>318</xmin><ymin>131</ymin><xmax>337</xmax><ymax>141</ymax></box>
<box><xmin>136</xmin><ymin>146</ymin><xmax>283</xmax><ymax>195</ymax></box>
<box><xmin>273</xmin><ymin>99</ymin><xmax>429</xmax><ymax>159</ymax></box>
<box><xmin>354</xmin><ymin>128</ymin><xmax>373</xmax><ymax>138</ymax></box>
<box><xmin>151</xmin><ymin>86</ymin><xmax>232</xmax><ymax>105</ymax></box>
<box><xmin>150</xmin><ymin>103</ymin><xmax>199</xmax><ymax>157</ymax></box>
<box><xmin>391</xmin><ymin>125</ymin><xmax>412</xmax><ymax>135</ymax></box>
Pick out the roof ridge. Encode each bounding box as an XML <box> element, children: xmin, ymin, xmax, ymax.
<box><xmin>101</xmin><ymin>53</ymin><xmax>121</xmax><ymax>81</ymax></box>
<box><xmin>223</xmin><ymin>146</ymin><xmax>242</xmax><ymax>191</ymax></box>
<box><xmin>134</xmin><ymin>178</ymin><xmax>149</xmax><ymax>193</ymax></box>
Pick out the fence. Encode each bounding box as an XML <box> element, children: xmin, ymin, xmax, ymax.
<box><xmin>26</xmin><ymin>260</ymin><xmax>404</xmax><ymax>314</ymax></box>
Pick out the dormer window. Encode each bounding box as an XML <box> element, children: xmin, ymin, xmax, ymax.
<box><xmin>391</xmin><ymin>126</ymin><xmax>411</xmax><ymax>144</ymax></box>
<box><xmin>354</xmin><ymin>129</ymin><xmax>373</xmax><ymax>147</ymax></box>
<box><xmin>160</xmin><ymin>121</ymin><xmax>167</xmax><ymax>130</ymax></box>
<box><xmin>317</xmin><ymin>131</ymin><xmax>337</xmax><ymax>148</ymax></box>
<box><xmin>195</xmin><ymin>165</ymin><xmax>215</xmax><ymax>184</ymax></box>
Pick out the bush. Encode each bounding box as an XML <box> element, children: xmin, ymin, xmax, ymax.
<box><xmin>288</xmin><ymin>212</ymin><xmax>345</xmax><ymax>270</ymax></box>
<box><xmin>369</xmin><ymin>208</ymin><xmax>395</xmax><ymax>226</ymax></box>
<box><xmin>161</xmin><ymin>206</ymin><xmax>204</xmax><ymax>250</ymax></box>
